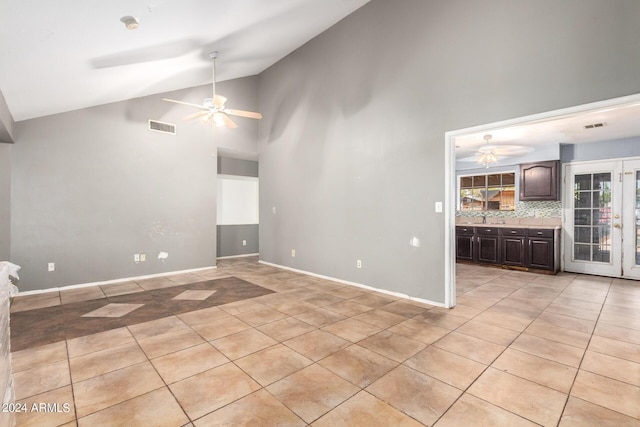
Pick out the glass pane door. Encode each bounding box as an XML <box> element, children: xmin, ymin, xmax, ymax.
<box><xmin>622</xmin><ymin>160</ymin><xmax>640</xmax><ymax>279</ymax></box>
<box><xmin>633</xmin><ymin>171</ymin><xmax>640</xmax><ymax>265</ymax></box>
<box><xmin>564</xmin><ymin>161</ymin><xmax>622</xmax><ymax>277</ymax></box>
<box><xmin>573</xmin><ymin>172</ymin><xmax>612</xmax><ymax>263</ymax></box>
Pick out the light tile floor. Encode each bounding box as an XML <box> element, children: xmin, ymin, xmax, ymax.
<box><xmin>9</xmin><ymin>257</ymin><xmax>640</xmax><ymax>426</ymax></box>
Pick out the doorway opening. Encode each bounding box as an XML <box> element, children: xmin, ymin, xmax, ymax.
<box><xmin>444</xmin><ymin>93</ymin><xmax>640</xmax><ymax>308</ymax></box>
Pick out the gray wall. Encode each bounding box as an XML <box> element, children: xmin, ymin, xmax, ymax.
<box><xmin>0</xmin><ymin>90</ymin><xmax>15</xmax><ymax>144</ymax></box>
<box><xmin>10</xmin><ymin>77</ymin><xmax>257</xmax><ymax>291</ymax></box>
<box><xmin>217</xmin><ymin>157</ymin><xmax>259</xmax><ymax>257</ymax></box>
<box><xmin>217</xmin><ymin>224</ymin><xmax>259</xmax><ymax>257</ymax></box>
<box><xmin>561</xmin><ymin>137</ymin><xmax>640</xmax><ymax>163</ymax></box>
<box><xmin>218</xmin><ymin>157</ymin><xmax>259</xmax><ymax>177</ymax></box>
<box><xmin>258</xmin><ymin>0</ymin><xmax>640</xmax><ymax>303</ymax></box>
<box><xmin>0</xmin><ymin>144</ymin><xmax>10</xmax><ymax>260</ymax></box>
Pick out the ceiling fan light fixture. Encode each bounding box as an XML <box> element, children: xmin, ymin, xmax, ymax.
<box><xmin>213</xmin><ymin>113</ymin><xmax>225</xmax><ymax>127</ymax></box>
<box><xmin>476</xmin><ymin>134</ymin><xmax>499</xmax><ymax>167</ymax></box>
<box><xmin>120</xmin><ymin>16</ymin><xmax>139</xmax><ymax>30</ymax></box>
<box><xmin>476</xmin><ymin>152</ymin><xmax>498</xmax><ymax>168</ymax></box>
<box><xmin>162</xmin><ymin>51</ymin><xmax>262</xmax><ymax>129</ymax></box>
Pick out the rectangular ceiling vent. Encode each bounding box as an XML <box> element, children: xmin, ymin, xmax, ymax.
<box><xmin>148</xmin><ymin>119</ymin><xmax>176</xmax><ymax>135</ymax></box>
<box><xmin>584</xmin><ymin>122</ymin><xmax>606</xmax><ymax>130</ymax></box>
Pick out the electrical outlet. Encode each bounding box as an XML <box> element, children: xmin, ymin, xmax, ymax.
<box><xmin>48</xmin><ymin>262</ymin><xmax>55</xmax><ymax>272</ymax></box>
<box><xmin>134</xmin><ymin>254</ymin><xmax>140</xmax><ymax>263</ymax></box>
<box><xmin>291</xmin><ymin>249</ymin><xmax>296</xmax><ymax>257</ymax></box>
<box><xmin>140</xmin><ymin>253</ymin><xmax>146</xmax><ymax>262</ymax></box>
<box><xmin>242</xmin><ymin>240</ymin><xmax>247</xmax><ymax>246</ymax></box>
<box><xmin>357</xmin><ymin>259</ymin><xmax>362</xmax><ymax>269</ymax></box>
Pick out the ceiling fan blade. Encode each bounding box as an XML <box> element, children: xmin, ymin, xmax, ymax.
<box><xmin>183</xmin><ymin>111</ymin><xmax>209</xmax><ymax>121</ymax></box>
<box><xmin>213</xmin><ymin>94</ymin><xmax>227</xmax><ymax>108</ymax></box>
<box><xmin>163</xmin><ymin>98</ymin><xmax>208</xmax><ymax>110</ymax></box>
<box><xmin>221</xmin><ymin>113</ymin><xmax>238</xmax><ymax>129</ymax></box>
<box><xmin>224</xmin><ymin>109</ymin><xmax>263</xmax><ymax>120</ymax></box>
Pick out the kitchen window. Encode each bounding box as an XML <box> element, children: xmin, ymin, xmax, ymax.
<box><xmin>459</xmin><ymin>172</ymin><xmax>516</xmax><ymax>211</ymax></box>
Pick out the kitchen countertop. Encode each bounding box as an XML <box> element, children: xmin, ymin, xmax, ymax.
<box><xmin>456</xmin><ymin>223</ymin><xmax>561</xmax><ymax>230</ymax></box>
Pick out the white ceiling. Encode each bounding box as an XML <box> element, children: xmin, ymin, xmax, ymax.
<box><xmin>0</xmin><ymin>0</ymin><xmax>370</xmax><ymax>121</ymax></box>
<box><xmin>455</xmin><ymin>99</ymin><xmax>640</xmax><ymax>161</ymax></box>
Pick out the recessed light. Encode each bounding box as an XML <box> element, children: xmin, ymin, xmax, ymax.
<box><xmin>120</xmin><ymin>16</ymin><xmax>139</xmax><ymax>30</ymax></box>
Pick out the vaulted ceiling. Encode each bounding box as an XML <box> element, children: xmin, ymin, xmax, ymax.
<box><xmin>0</xmin><ymin>0</ymin><xmax>370</xmax><ymax>121</ymax></box>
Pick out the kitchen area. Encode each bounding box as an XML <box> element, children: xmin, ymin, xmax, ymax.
<box><xmin>456</xmin><ymin>159</ymin><xmax>562</xmax><ymax>273</ymax></box>
<box><xmin>452</xmin><ymin>95</ymin><xmax>640</xmax><ymax>280</ymax></box>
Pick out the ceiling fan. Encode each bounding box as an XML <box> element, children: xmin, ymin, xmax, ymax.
<box><xmin>163</xmin><ymin>51</ymin><xmax>262</xmax><ymax>129</ymax></box>
<box><xmin>461</xmin><ymin>134</ymin><xmax>533</xmax><ymax>167</ymax></box>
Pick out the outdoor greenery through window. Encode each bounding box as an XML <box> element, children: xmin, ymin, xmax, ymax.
<box><xmin>459</xmin><ymin>172</ymin><xmax>516</xmax><ymax>211</ymax></box>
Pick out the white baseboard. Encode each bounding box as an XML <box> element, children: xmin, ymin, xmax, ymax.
<box><xmin>15</xmin><ymin>265</ymin><xmax>218</xmax><ymax>296</ymax></box>
<box><xmin>258</xmin><ymin>260</ymin><xmax>446</xmax><ymax>308</ymax></box>
<box><xmin>217</xmin><ymin>253</ymin><xmax>259</xmax><ymax>260</ymax></box>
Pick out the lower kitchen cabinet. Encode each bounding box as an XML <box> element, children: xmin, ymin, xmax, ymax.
<box><xmin>455</xmin><ymin>226</ymin><xmax>474</xmax><ymax>262</ymax></box>
<box><xmin>526</xmin><ymin>228</ymin><xmax>557</xmax><ymax>271</ymax></box>
<box><xmin>501</xmin><ymin>227</ymin><xmax>526</xmax><ymax>267</ymax></box>
<box><xmin>502</xmin><ymin>237</ymin><xmax>526</xmax><ymax>267</ymax></box>
<box><xmin>476</xmin><ymin>227</ymin><xmax>500</xmax><ymax>264</ymax></box>
<box><xmin>457</xmin><ymin>225</ymin><xmax>560</xmax><ymax>273</ymax></box>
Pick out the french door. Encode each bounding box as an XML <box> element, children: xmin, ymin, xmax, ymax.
<box><xmin>563</xmin><ymin>159</ymin><xmax>640</xmax><ymax>279</ymax></box>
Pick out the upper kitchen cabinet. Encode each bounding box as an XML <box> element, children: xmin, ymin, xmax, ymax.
<box><xmin>519</xmin><ymin>160</ymin><xmax>560</xmax><ymax>201</ymax></box>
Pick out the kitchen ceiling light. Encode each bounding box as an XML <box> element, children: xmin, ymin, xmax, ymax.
<box><xmin>120</xmin><ymin>16</ymin><xmax>139</xmax><ymax>30</ymax></box>
<box><xmin>476</xmin><ymin>134</ymin><xmax>498</xmax><ymax>168</ymax></box>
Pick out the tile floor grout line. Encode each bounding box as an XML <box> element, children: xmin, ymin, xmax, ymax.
<box><xmin>176</xmin><ymin>281</ymin><xmax>313</xmax><ymax>423</ymax></box>
<box><xmin>476</xmin><ymin>272</ymin><xmax>636</xmax><ymax>425</ymax></box>
<box><xmin>424</xmin><ymin>295</ymin><xmax>525</xmax><ymax>425</ymax></box>
<box><xmin>63</xmin><ymin>338</ymin><xmax>80</xmax><ymax>426</ymax></box>
<box><xmin>71</xmin><ymin>361</ymin><xmax>166</xmax><ymax>423</ymax></box>
<box><xmin>444</xmin><ymin>267</ymin><xmax>638</xmax><ymax>423</ymax></box>
<box><xmin>139</xmin><ymin>316</ymin><xmax>211</xmax><ymax>423</ymax></box>
<box><xmin>428</xmin><ymin>270</ymin><xmax>579</xmax><ymax>426</ymax></box>
<box><xmin>557</xmin><ymin>277</ymin><xmax>640</xmax><ymax>423</ymax></box>
<box><xmin>120</xmin><ymin>310</ymin><xmax>226</xmax><ymax>424</ymax></box>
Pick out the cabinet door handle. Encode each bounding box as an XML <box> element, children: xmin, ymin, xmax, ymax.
<box><xmin>537</xmin><ymin>232</ymin><xmax>543</xmax><ymax>235</ymax></box>
<box><xmin>510</xmin><ymin>231</ymin><xmax>516</xmax><ymax>234</ymax></box>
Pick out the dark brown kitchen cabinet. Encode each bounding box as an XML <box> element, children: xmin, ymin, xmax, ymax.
<box><xmin>519</xmin><ymin>160</ymin><xmax>559</xmax><ymax>201</ymax></box>
<box><xmin>455</xmin><ymin>226</ymin><xmax>475</xmax><ymax>261</ymax></box>
<box><xmin>501</xmin><ymin>227</ymin><xmax>526</xmax><ymax>267</ymax></box>
<box><xmin>456</xmin><ymin>226</ymin><xmax>560</xmax><ymax>273</ymax></box>
<box><xmin>476</xmin><ymin>227</ymin><xmax>500</xmax><ymax>264</ymax></box>
<box><xmin>526</xmin><ymin>228</ymin><xmax>557</xmax><ymax>271</ymax></box>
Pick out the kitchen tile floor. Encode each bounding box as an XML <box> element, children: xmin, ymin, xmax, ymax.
<box><xmin>9</xmin><ymin>258</ymin><xmax>640</xmax><ymax>426</ymax></box>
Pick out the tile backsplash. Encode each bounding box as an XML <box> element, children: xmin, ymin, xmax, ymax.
<box><xmin>457</xmin><ymin>201</ymin><xmax>562</xmax><ymax>225</ymax></box>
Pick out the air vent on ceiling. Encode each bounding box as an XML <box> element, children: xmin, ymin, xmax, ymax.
<box><xmin>148</xmin><ymin>119</ymin><xmax>176</xmax><ymax>135</ymax></box>
<box><xmin>584</xmin><ymin>122</ymin><xmax>606</xmax><ymax>130</ymax></box>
